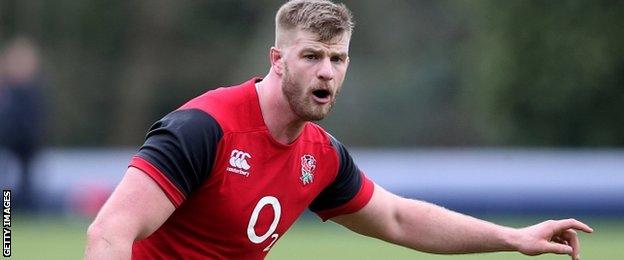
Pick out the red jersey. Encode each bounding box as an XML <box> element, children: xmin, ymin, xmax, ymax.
<box><xmin>129</xmin><ymin>78</ymin><xmax>374</xmax><ymax>259</ymax></box>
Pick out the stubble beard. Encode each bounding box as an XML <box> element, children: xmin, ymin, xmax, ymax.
<box><xmin>281</xmin><ymin>64</ymin><xmax>337</xmax><ymax>122</ymax></box>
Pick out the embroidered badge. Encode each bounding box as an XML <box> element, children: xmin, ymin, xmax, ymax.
<box><xmin>300</xmin><ymin>154</ymin><xmax>316</xmax><ymax>185</ymax></box>
<box><xmin>226</xmin><ymin>149</ymin><xmax>251</xmax><ymax>177</ymax></box>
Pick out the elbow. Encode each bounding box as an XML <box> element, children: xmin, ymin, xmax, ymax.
<box><xmin>87</xmin><ymin>217</ymin><xmax>139</xmax><ymax>246</ymax></box>
<box><xmin>86</xmin><ymin>218</ymin><xmax>119</xmax><ymax>246</ymax></box>
<box><xmin>86</xmin><ymin>221</ymin><xmax>105</xmax><ymax>245</ymax></box>
<box><xmin>385</xmin><ymin>197</ymin><xmax>426</xmax><ymax>246</ymax></box>
<box><xmin>85</xmin><ymin>221</ymin><xmax>107</xmax><ymax>258</ymax></box>
<box><xmin>366</xmin><ymin>197</ymin><xmax>406</xmax><ymax>244</ymax></box>
<box><xmin>85</xmin><ymin>219</ymin><xmax>135</xmax><ymax>259</ymax></box>
<box><xmin>386</xmin><ymin>198</ymin><xmax>408</xmax><ymax>241</ymax></box>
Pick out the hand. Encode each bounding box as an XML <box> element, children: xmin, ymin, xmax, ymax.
<box><xmin>512</xmin><ymin>219</ymin><xmax>593</xmax><ymax>260</ymax></box>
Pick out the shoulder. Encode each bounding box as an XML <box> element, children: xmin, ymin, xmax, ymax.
<box><xmin>134</xmin><ymin>108</ymin><xmax>224</xmax><ymax>203</ymax></box>
<box><xmin>301</xmin><ymin>122</ymin><xmax>333</xmax><ymax>146</ymax></box>
<box><xmin>150</xmin><ymin>109</ymin><xmax>222</xmax><ymax>138</ymax></box>
<box><xmin>302</xmin><ymin>122</ymin><xmax>347</xmax><ymax>154</ymax></box>
<box><xmin>177</xmin><ymin>77</ymin><xmax>263</xmax><ymax>132</ymax></box>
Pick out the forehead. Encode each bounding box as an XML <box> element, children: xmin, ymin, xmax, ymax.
<box><xmin>290</xmin><ymin>30</ymin><xmax>350</xmax><ymax>54</ymax></box>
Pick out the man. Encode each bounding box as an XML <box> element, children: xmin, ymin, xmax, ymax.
<box><xmin>85</xmin><ymin>1</ymin><xmax>592</xmax><ymax>259</ymax></box>
<box><xmin>0</xmin><ymin>36</ymin><xmax>45</xmax><ymax>212</ymax></box>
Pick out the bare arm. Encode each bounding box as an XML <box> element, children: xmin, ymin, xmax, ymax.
<box><xmin>331</xmin><ymin>184</ymin><xmax>593</xmax><ymax>260</ymax></box>
<box><xmin>84</xmin><ymin>167</ymin><xmax>175</xmax><ymax>259</ymax></box>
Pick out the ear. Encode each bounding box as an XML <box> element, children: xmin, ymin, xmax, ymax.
<box><xmin>270</xmin><ymin>47</ymin><xmax>284</xmax><ymax>76</ymax></box>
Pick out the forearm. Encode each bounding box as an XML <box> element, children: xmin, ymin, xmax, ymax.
<box><xmin>387</xmin><ymin>198</ymin><xmax>518</xmax><ymax>254</ymax></box>
<box><xmin>335</xmin><ymin>185</ymin><xmax>592</xmax><ymax>259</ymax></box>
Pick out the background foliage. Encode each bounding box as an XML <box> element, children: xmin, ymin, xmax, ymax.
<box><xmin>1</xmin><ymin>0</ymin><xmax>622</xmax><ymax>147</ymax></box>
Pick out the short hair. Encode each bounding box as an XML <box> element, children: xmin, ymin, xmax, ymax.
<box><xmin>275</xmin><ymin>0</ymin><xmax>354</xmax><ymax>45</ymax></box>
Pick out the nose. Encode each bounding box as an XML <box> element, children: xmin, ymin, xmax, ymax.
<box><xmin>317</xmin><ymin>57</ymin><xmax>334</xmax><ymax>81</ymax></box>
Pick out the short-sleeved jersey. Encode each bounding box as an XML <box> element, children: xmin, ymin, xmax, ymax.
<box><xmin>129</xmin><ymin>78</ymin><xmax>374</xmax><ymax>259</ymax></box>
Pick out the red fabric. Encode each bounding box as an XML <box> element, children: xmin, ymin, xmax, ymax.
<box><xmin>131</xmin><ymin>78</ymin><xmax>376</xmax><ymax>259</ymax></box>
<box><xmin>316</xmin><ymin>172</ymin><xmax>375</xmax><ymax>221</ymax></box>
<box><xmin>129</xmin><ymin>156</ymin><xmax>185</xmax><ymax>207</ymax></box>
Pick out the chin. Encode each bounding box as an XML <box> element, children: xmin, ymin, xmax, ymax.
<box><xmin>302</xmin><ymin>114</ymin><xmax>324</xmax><ymax>122</ymax></box>
<box><xmin>297</xmin><ymin>110</ymin><xmax>327</xmax><ymax>122</ymax></box>
<box><xmin>306</xmin><ymin>110</ymin><xmax>331</xmax><ymax>122</ymax></box>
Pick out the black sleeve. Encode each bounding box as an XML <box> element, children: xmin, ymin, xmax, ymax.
<box><xmin>309</xmin><ymin>135</ymin><xmax>363</xmax><ymax>212</ymax></box>
<box><xmin>135</xmin><ymin>109</ymin><xmax>223</xmax><ymax>197</ymax></box>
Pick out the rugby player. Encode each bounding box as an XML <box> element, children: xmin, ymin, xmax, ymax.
<box><xmin>85</xmin><ymin>1</ymin><xmax>592</xmax><ymax>259</ymax></box>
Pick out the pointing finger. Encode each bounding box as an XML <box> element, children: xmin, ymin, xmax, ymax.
<box><xmin>558</xmin><ymin>219</ymin><xmax>593</xmax><ymax>233</ymax></box>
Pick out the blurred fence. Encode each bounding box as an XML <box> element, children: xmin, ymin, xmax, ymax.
<box><xmin>357</xmin><ymin>149</ymin><xmax>624</xmax><ymax>216</ymax></box>
<box><xmin>1</xmin><ymin>148</ymin><xmax>623</xmax><ymax>216</ymax></box>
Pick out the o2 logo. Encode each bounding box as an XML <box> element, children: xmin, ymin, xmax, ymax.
<box><xmin>247</xmin><ymin>196</ymin><xmax>281</xmax><ymax>252</ymax></box>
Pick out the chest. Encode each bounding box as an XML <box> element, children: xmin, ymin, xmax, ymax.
<box><xmin>211</xmin><ymin>130</ymin><xmax>336</xmax><ymax>199</ymax></box>
<box><xmin>171</xmin><ymin>131</ymin><xmax>338</xmax><ymax>254</ymax></box>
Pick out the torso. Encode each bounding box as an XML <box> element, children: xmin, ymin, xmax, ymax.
<box><xmin>131</xmin><ymin>78</ymin><xmax>356</xmax><ymax>259</ymax></box>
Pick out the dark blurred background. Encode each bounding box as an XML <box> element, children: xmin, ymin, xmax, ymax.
<box><xmin>0</xmin><ymin>1</ymin><xmax>623</xmax><ymax>258</ymax></box>
<box><xmin>1</xmin><ymin>0</ymin><xmax>622</xmax><ymax>148</ymax></box>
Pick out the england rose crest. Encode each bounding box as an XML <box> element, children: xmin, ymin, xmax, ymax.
<box><xmin>300</xmin><ymin>154</ymin><xmax>316</xmax><ymax>185</ymax></box>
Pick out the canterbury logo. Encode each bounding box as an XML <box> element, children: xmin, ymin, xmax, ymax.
<box><xmin>227</xmin><ymin>149</ymin><xmax>251</xmax><ymax>177</ymax></box>
<box><xmin>229</xmin><ymin>149</ymin><xmax>251</xmax><ymax>170</ymax></box>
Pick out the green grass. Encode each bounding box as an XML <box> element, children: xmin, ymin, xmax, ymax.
<box><xmin>11</xmin><ymin>216</ymin><xmax>88</xmax><ymax>260</ymax></box>
<box><xmin>270</xmin><ymin>217</ymin><xmax>622</xmax><ymax>260</ymax></box>
<box><xmin>9</xmin><ymin>215</ymin><xmax>622</xmax><ymax>259</ymax></box>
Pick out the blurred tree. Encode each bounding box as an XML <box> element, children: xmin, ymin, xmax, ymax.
<box><xmin>1</xmin><ymin>0</ymin><xmax>264</xmax><ymax>146</ymax></box>
<box><xmin>1</xmin><ymin>0</ymin><xmax>622</xmax><ymax>147</ymax></box>
<box><xmin>320</xmin><ymin>0</ymin><xmax>478</xmax><ymax>146</ymax></box>
<box><xmin>110</xmin><ymin>0</ymin><xmax>183</xmax><ymax>145</ymax></box>
<box><xmin>460</xmin><ymin>0</ymin><xmax>624</xmax><ymax>146</ymax></box>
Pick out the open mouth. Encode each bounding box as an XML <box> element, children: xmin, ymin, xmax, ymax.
<box><xmin>312</xmin><ymin>89</ymin><xmax>331</xmax><ymax>99</ymax></box>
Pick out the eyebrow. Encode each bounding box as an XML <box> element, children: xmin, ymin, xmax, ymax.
<box><xmin>300</xmin><ymin>47</ymin><xmax>347</xmax><ymax>58</ymax></box>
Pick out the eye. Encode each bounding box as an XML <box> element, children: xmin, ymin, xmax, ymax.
<box><xmin>330</xmin><ymin>56</ymin><xmax>344</xmax><ymax>63</ymax></box>
<box><xmin>304</xmin><ymin>54</ymin><xmax>318</xmax><ymax>60</ymax></box>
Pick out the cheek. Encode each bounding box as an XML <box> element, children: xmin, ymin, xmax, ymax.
<box><xmin>292</xmin><ymin>67</ymin><xmax>314</xmax><ymax>81</ymax></box>
<box><xmin>334</xmin><ymin>63</ymin><xmax>347</xmax><ymax>74</ymax></box>
<box><xmin>334</xmin><ymin>66</ymin><xmax>347</xmax><ymax>81</ymax></box>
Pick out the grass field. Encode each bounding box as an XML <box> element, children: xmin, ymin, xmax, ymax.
<box><xmin>10</xmin><ymin>215</ymin><xmax>622</xmax><ymax>259</ymax></box>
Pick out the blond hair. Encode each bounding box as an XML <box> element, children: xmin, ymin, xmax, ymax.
<box><xmin>275</xmin><ymin>0</ymin><xmax>354</xmax><ymax>45</ymax></box>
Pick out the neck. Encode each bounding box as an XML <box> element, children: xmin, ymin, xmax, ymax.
<box><xmin>256</xmin><ymin>69</ymin><xmax>306</xmax><ymax>145</ymax></box>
